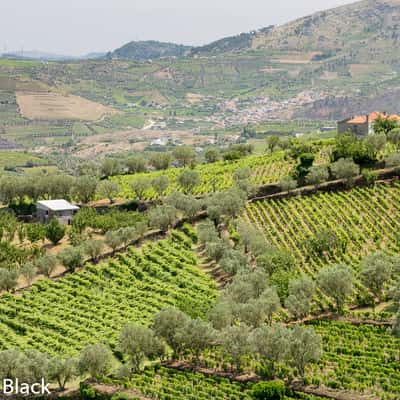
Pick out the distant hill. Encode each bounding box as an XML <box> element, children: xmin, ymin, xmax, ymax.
<box><xmin>109</xmin><ymin>40</ymin><xmax>191</xmax><ymax>60</ymax></box>
<box><xmin>0</xmin><ymin>50</ymin><xmax>107</xmax><ymax>61</ymax></box>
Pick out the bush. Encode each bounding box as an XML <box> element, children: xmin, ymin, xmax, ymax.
<box><xmin>45</xmin><ymin>218</ymin><xmax>66</xmax><ymax>245</ymax></box>
<box><xmin>251</xmin><ymin>381</ymin><xmax>286</xmax><ymax>400</ymax></box>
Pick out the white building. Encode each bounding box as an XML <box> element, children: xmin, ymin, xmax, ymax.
<box><xmin>37</xmin><ymin>200</ymin><xmax>79</xmax><ymax>225</ymax></box>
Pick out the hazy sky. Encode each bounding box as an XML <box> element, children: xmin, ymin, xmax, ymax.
<box><xmin>1</xmin><ymin>0</ymin><xmax>355</xmax><ymax>55</ymax></box>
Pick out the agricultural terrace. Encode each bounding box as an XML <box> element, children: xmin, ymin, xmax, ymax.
<box><xmin>244</xmin><ymin>182</ymin><xmax>400</xmax><ymax>309</ymax></box>
<box><xmin>309</xmin><ymin>320</ymin><xmax>400</xmax><ymax>399</ymax></box>
<box><xmin>104</xmin><ymin>367</ymin><xmax>326</xmax><ymax>400</ymax></box>
<box><xmin>0</xmin><ymin>232</ymin><xmax>216</xmax><ymax>355</ymax></box>
<box><xmin>113</xmin><ymin>152</ymin><xmax>293</xmax><ymax>200</ymax></box>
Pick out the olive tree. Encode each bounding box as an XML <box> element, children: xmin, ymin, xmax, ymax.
<box><xmin>118</xmin><ymin>324</ymin><xmax>165</xmax><ymax>372</ymax></box>
<box><xmin>220</xmin><ymin>324</ymin><xmax>251</xmax><ymax>372</ymax></box>
<box><xmin>48</xmin><ymin>357</ymin><xmax>78</xmax><ymax>390</ymax></box>
<box><xmin>152</xmin><ymin>308</ymin><xmax>190</xmax><ymax>359</ymax></box>
<box><xmin>330</xmin><ymin>158</ymin><xmax>360</xmax><ymax>186</ymax></box>
<box><xmin>249</xmin><ymin>324</ymin><xmax>290</xmax><ymax>378</ymax></box>
<box><xmin>78</xmin><ymin>343</ymin><xmax>113</xmax><ymax>378</ymax></box>
<box><xmin>130</xmin><ymin>177</ymin><xmax>151</xmax><ymax>201</ymax></box>
<box><xmin>279</xmin><ymin>177</ymin><xmax>297</xmax><ymax>193</ymax></box>
<box><xmin>83</xmin><ymin>239</ymin><xmax>104</xmax><ymax>262</ymax></box>
<box><xmin>0</xmin><ymin>268</ymin><xmax>19</xmax><ymax>292</ymax></box>
<box><xmin>97</xmin><ymin>180</ymin><xmax>120</xmax><ymax>204</ymax></box>
<box><xmin>177</xmin><ymin>170</ymin><xmax>200</xmax><ymax>194</ymax></box>
<box><xmin>151</xmin><ymin>175</ymin><xmax>169</xmax><ymax>198</ymax></box>
<box><xmin>285</xmin><ymin>275</ymin><xmax>315</xmax><ymax>319</ymax></box>
<box><xmin>36</xmin><ymin>254</ymin><xmax>57</xmax><ymax>278</ymax></box>
<box><xmin>305</xmin><ymin>165</ymin><xmax>329</xmax><ymax>188</ymax></box>
<box><xmin>58</xmin><ymin>246</ymin><xmax>84</xmax><ymax>272</ymax></box>
<box><xmin>73</xmin><ymin>176</ymin><xmax>98</xmax><ymax>204</ymax></box>
<box><xmin>173</xmin><ymin>146</ymin><xmax>196</xmax><ymax>167</ymax></box>
<box><xmin>289</xmin><ymin>326</ymin><xmax>322</xmax><ymax>378</ymax></box>
<box><xmin>148</xmin><ymin>205</ymin><xmax>177</xmax><ymax>232</ymax></box>
<box><xmin>359</xmin><ymin>252</ymin><xmax>393</xmax><ymax>304</ymax></box>
<box><xmin>317</xmin><ymin>264</ymin><xmax>354</xmax><ymax>313</ymax></box>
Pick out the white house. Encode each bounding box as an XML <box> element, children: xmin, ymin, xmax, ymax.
<box><xmin>36</xmin><ymin>200</ymin><xmax>79</xmax><ymax>225</ymax></box>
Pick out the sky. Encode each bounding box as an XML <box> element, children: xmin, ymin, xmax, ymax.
<box><xmin>1</xmin><ymin>0</ymin><xmax>356</xmax><ymax>56</ymax></box>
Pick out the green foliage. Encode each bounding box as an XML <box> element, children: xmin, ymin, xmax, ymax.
<box><xmin>45</xmin><ymin>218</ymin><xmax>66</xmax><ymax>245</ymax></box>
<box><xmin>251</xmin><ymin>381</ymin><xmax>286</xmax><ymax>400</ymax></box>
<box><xmin>58</xmin><ymin>246</ymin><xmax>84</xmax><ymax>272</ymax></box>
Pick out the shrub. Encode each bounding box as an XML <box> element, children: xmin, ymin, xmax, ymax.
<box><xmin>251</xmin><ymin>381</ymin><xmax>286</xmax><ymax>400</ymax></box>
<box><xmin>45</xmin><ymin>218</ymin><xmax>66</xmax><ymax>245</ymax></box>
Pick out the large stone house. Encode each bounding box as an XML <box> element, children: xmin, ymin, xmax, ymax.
<box><xmin>338</xmin><ymin>112</ymin><xmax>400</xmax><ymax>136</ymax></box>
<box><xmin>37</xmin><ymin>200</ymin><xmax>79</xmax><ymax>225</ymax></box>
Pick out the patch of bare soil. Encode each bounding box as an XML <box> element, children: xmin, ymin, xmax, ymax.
<box><xmin>16</xmin><ymin>91</ymin><xmax>119</xmax><ymax>121</ymax></box>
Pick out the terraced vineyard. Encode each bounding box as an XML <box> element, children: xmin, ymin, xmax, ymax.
<box><xmin>309</xmin><ymin>320</ymin><xmax>400</xmax><ymax>399</ymax></box>
<box><xmin>107</xmin><ymin>367</ymin><xmax>326</xmax><ymax>400</ymax></box>
<box><xmin>114</xmin><ymin>152</ymin><xmax>293</xmax><ymax>200</ymax></box>
<box><xmin>0</xmin><ymin>231</ymin><xmax>216</xmax><ymax>355</ymax></box>
<box><xmin>244</xmin><ymin>182</ymin><xmax>400</xmax><ymax>307</ymax></box>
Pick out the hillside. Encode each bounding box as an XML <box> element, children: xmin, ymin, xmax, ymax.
<box><xmin>109</xmin><ymin>40</ymin><xmax>191</xmax><ymax>60</ymax></box>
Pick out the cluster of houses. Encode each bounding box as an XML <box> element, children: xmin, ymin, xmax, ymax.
<box><xmin>338</xmin><ymin>111</ymin><xmax>400</xmax><ymax>136</ymax></box>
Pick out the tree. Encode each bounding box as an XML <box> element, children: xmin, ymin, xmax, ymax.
<box><xmin>204</xmin><ymin>148</ymin><xmax>220</xmax><ymax>163</ymax></box>
<box><xmin>130</xmin><ymin>178</ymin><xmax>151</xmax><ymax>201</ymax></box>
<box><xmin>373</xmin><ymin>115</ymin><xmax>398</xmax><ymax>136</ymax></box>
<box><xmin>83</xmin><ymin>239</ymin><xmax>104</xmax><ymax>262</ymax></box>
<box><xmin>36</xmin><ymin>254</ymin><xmax>57</xmax><ymax>278</ymax></box>
<box><xmin>20</xmin><ymin>262</ymin><xmax>36</xmax><ymax>286</ymax></box>
<box><xmin>175</xmin><ymin>318</ymin><xmax>216</xmax><ymax>364</ymax></box>
<box><xmin>45</xmin><ymin>218</ymin><xmax>66</xmax><ymax>245</ymax></box>
<box><xmin>359</xmin><ymin>252</ymin><xmax>393</xmax><ymax>304</ymax></box>
<box><xmin>101</xmin><ymin>159</ymin><xmax>121</xmax><ymax>177</ymax></box>
<box><xmin>305</xmin><ymin>165</ymin><xmax>329</xmax><ymax>188</ymax></box>
<box><xmin>220</xmin><ymin>324</ymin><xmax>251</xmax><ymax>372</ymax></box>
<box><xmin>173</xmin><ymin>146</ymin><xmax>196</xmax><ymax>167</ymax></box>
<box><xmin>330</xmin><ymin>158</ymin><xmax>360</xmax><ymax>186</ymax></box>
<box><xmin>151</xmin><ymin>175</ymin><xmax>169</xmax><ymax>198</ymax></box>
<box><xmin>207</xmin><ymin>188</ymin><xmax>246</xmax><ymax>224</ymax></box>
<box><xmin>289</xmin><ymin>326</ymin><xmax>322</xmax><ymax>378</ymax></box>
<box><xmin>73</xmin><ymin>176</ymin><xmax>98</xmax><ymax>204</ymax></box>
<box><xmin>48</xmin><ymin>357</ymin><xmax>77</xmax><ymax>390</ymax></box>
<box><xmin>306</xmin><ymin>229</ymin><xmax>340</xmax><ymax>257</ymax></box>
<box><xmin>365</xmin><ymin>133</ymin><xmax>387</xmax><ymax>159</ymax></box>
<box><xmin>0</xmin><ymin>349</ymin><xmax>23</xmax><ymax>380</ymax></box>
<box><xmin>219</xmin><ymin>249</ymin><xmax>249</xmax><ymax>275</ymax></box>
<box><xmin>148</xmin><ymin>205</ymin><xmax>177</xmax><ymax>232</ymax></box>
<box><xmin>124</xmin><ymin>156</ymin><xmax>147</xmax><ymax>174</ymax></box>
<box><xmin>197</xmin><ymin>220</ymin><xmax>219</xmax><ymax>246</ymax></box>
<box><xmin>97</xmin><ymin>180</ymin><xmax>120</xmax><ymax>204</ymax></box>
<box><xmin>152</xmin><ymin>308</ymin><xmax>190</xmax><ymax>359</ymax></box>
<box><xmin>177</xmin><ymin>170</ymin><xmax>200</xmax><ymax>194</ymax></box>
<box><xmin>388</xmin><ymin>128</ymin><xmax>400</xmax><ymax>149</ymax></box>
<box><xmin>0</xmin><ymin>268</ymin><xmax>19</xmax><ymax>292</ymax></box>
<box><xmin>233</xmin><ymin>167</ymin><xmax>255</xmax><ymax>196</ymax></box>
<box><xmin>205</xmin><ymin>238</ymin><xmax>229</xmax><ymax>262</ymax></box>
<box><xmin>105</xmin><ymin>230</ymin><xmax>124</xmax><ymax>253</ymax></box>
<box><xmin>294</xmin><ymin>153</ymin><xmax>315</xmax><ymax>183</ymax></box>
<box><xmin>256</xmin><ymin>287</ymin><xmax>281</xmax><ymax>325</ymax></box>
<box><xmin>285</xmin><ymin>276</ymin><xmax>315</xmax><ymax>319</ymax></box>
<box><xmin>118</xmin><ymin>324</ymin><xmax>165</xmax><ymax>372</ymax></box>
<box><xmin>385</xmin><ymin>152</ymin><xmax>400</xmax><ymax>168</ymax></box>
<box><xmin>17</xmin><ymin>350</ymin><xmax>50</xmax><ymax>384</ymax></box>
<box><xmin>236</xmin><ymin>221</ymin><xmax>261</xmax><ymax>254</ymax></box>
<box><xmin>26</xmin><ymin>223</ymin><xmax>46</xmax><ymax>244</ymax></box>
<box><xmin>150</xmin><ymin>153</ymin><xmax>172</xmax><ymax>170</ymax></box>
<box><xmin>266</xmin><ymin>136</ymin><xmax>281</xmax><ymax>153</ymax></box>
<box><xmin>166</xmin><ymin>192</ymin><xmax>201</xmax><ymax>221</ymax></box>
<box><xmin>58</xmin><ymin>247</ymin><xmax>84</xmax><ymax>272</ymax></box>
<box><xmin>249</xmin><ymin>324</ymin><xmax>290</xmax><ymax>378</ymax></box>
<box><xmin>317</xmin><ymin>264</ymin><xmax>354</xmax><ymax>313</ymax></box>
<box><xmin>256</xmin><ymin>248</ymin><xmax>295</xmax><ymax>277</ymax></box>
<box><xmin>279</xmin><ymin>177</ymin><xmax>297</xmax><ymax>193</ymax></box>
<box><xmin>78</xmin><ymin>343</ymin><xmax>113</xmax><ymax>378</ymax></box>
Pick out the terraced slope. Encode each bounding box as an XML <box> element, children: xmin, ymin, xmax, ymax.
<box><xmin>0</xmin><ymin>231</ymin><xmax>217</xmax><ymax>355</ymax></box>
<box><xmin>114</xmin><ymin>152</ymin><xmax>292</xmax><ymax>200</ymax></box>
<box><xmin>104</xmin><ymin>366</ymin><xmax>325</xmax><ymax>400</ymax></box>
<box><xmin>244</xmin><ymin>182</ymin><xmax>400</xmax><ymax>307</ymax></box>
<box><xmin>309</xmin><ymin>320</ymin><xmax>400</xmax><ymax>399</ymax></box>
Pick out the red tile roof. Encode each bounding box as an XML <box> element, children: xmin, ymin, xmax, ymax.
<box><xmin>347</xmin><ymin>112</ymin><xmax>400</xmax><ymax>124</ymax></box>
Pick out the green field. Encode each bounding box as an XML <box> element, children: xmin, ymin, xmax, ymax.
<box><xmin>244</xmin><ymin>182</ymin><xmax>400</xmax><ymax>309</ymax></box>
<box><xmin>0</xmin><ymin>151</ymin><xmax>47</xmax><ymax>168</ymax></box>
<box><xmin>114</xmin><ymin>152</ymin><xmax>293</xmax><ymax>199</ymax></box>
<box><xmin>0</xmin><ymin>232</ymin><xmax>216</xmax><ymax>355</ymax></box>
<box><xmin>309</xmin><ymin>320</ymin><xmax>400</xmax><ymax>399</ymax></box>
